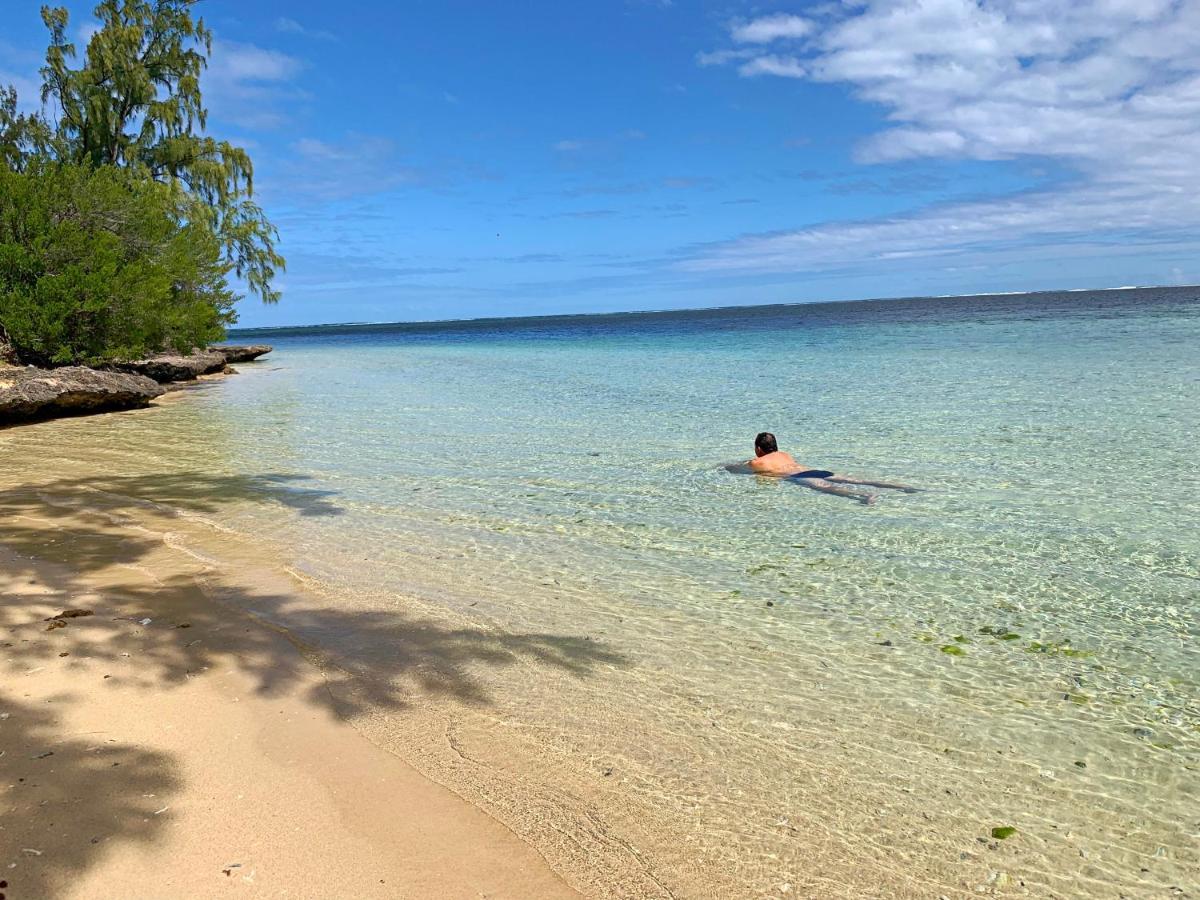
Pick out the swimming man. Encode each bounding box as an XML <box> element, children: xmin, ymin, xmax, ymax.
<box><xmin>744</xmin><ymin>432</ymin><xmax>918</xmax><ymax>505</ymax></box>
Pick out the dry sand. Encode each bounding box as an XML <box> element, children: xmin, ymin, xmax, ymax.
<box><xmin>0</xmin><ymin>512</ymin><xmax>580</xmax><ymax>899</ymax></box>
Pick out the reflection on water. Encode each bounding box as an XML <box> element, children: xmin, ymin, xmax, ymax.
<box><xmin>2</xmin><ymin>287</ymin><xmax>1197</xmax><ymax>897</ymax></box>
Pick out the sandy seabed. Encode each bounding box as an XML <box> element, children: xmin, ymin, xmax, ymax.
<box><xmin>3</xmin><ymin>389</ymin><xmax>1196</xmax><ymax>899</ymax></box>
<box><xmin>0</xmin><ymin>483</ymin><xmax>580</xmax><ymax>899</ymax></box>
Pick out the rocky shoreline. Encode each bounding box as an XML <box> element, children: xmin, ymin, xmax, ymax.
<box><xmin>0</xmin><ymin>344</ymin><xmax>272</xmax><ymax>425</ymax></box>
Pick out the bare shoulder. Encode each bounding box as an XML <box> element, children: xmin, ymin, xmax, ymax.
<box><xmin>749</xmin><ymin>451</ymin><xmax>796</xmax><ymax>475</ymax></box>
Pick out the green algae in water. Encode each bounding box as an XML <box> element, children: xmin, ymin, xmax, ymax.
<box><xmin>941</xmin><ymin>645</ymin><xmax>967</xmax><ymax>656</ymax></box>
<box><xmin>978</xmin><ymin>626</ymin><xmax>1022</xmax><ymax>641</ymax></box>
<box><xmin>747</xmin><ymin>563</ymin><xmax>785</xmax><ymax>575</ymax></box>
<box><xmin>991</xmin><ymin>826</ymin><xmax>1018</xmax><ymax>840</ymax></box>
<box><xmin>1027</xmin><ymin>639</ymin><xmax>1093</xmax><ymax>658</ymax></box>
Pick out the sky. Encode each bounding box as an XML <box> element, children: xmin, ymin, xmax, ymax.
<box><xmin>3</xmin><ymin>0</ymin><xmax>1200</xmax><ymax>327</ymax></box>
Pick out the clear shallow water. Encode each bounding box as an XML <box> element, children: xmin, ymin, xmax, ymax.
<box><xmin>4</xmin><ymin>287</ymin><xmax>1198</xmax><ymax>896</ymax></box>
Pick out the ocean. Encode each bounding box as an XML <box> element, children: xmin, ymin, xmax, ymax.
<box><xmin>4</xmin><ymin>286</ymin><xmax>1197</xmax><ymax>896</ymax></box>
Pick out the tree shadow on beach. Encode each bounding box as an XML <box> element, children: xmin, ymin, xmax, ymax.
<box><xmin>0</xmin><ymin>472</ymin><xmax>626</xmax><ymax>710</ymax></box>
<box><xmin>4</xmin><ymin>572</ymin><xmax>627</xmax><ymax>713</ymax></box>
<box><xmin>0</xmin><ymin>470</ymin><xmax>629</xmax><ymax>890</ymax></box>
<box><xmin>0</xmin><ymin>471</ymin><xmax>344</xmax><ymax>519</ymax></box>
<box><xmin>0</xmin><ymin>472</ymin><xmax>342</xmax><ymax>584</ymax></box>
<box><xmin>0</xmin><ymin>692</ymin><xmax>182</xmax><ymax>899</ymax></box>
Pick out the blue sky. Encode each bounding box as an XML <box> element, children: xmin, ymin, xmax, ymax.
<box><xmin>3</xmin><ymin>1</ymin><xmax>1199</xmax><ymax>326</ymax></box>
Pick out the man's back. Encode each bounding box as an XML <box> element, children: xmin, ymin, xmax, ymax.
<box><xmin>748</xmin><ymin>450</ymin><xmax>802</xmax><ymax>476</ymax></box>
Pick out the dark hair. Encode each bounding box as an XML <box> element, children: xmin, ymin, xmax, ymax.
<box><xmin>755</xmin><ymin>432</ymin><xmax>778</xmax><ymax>454</ymax></box>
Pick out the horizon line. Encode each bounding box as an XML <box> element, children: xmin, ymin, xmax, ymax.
<box><xmin>229</xmin><ymin>282</ymin><xmax>1197</xmax><ymax>335</ymax></box>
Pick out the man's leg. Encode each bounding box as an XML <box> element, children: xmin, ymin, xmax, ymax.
<box><xmin>827</xmin><ymin>475</ymin><xmax>919</xmax><ymax>492</ymax></box>
<box><xmin>795</xmin><ymin>478</ymin><xmax>878</xmax><ymax>505</ymax></box>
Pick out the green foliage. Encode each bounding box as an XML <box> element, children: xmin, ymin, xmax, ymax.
<box><xmin>0</xmin><ymin>88</ymin><xmax>51</xmax><ymax>172</ymax></box>
<box><xmin>0</xmin><ymin>163</ymin><xmax>234</xmax><ymax>366</ymax></box>
<box><xmin>1</xmin><ymin>0</ymin><xmax>282</xmax><ymax>303</ymax></box>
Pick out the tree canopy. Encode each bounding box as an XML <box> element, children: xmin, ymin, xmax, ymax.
<box><xmin>0</xmin><ymin>0</ymin><xmax>284</xmax><ymax>365</ymax></box>
<box><xmin>31</xmin><ymin>0</ymin><xmax>284</xmax><ymax>303</ymax></box>
<box><xmin>0</xmin><ymin>162</ymin><xmax>234</xmax><ymax>366</ymax></box>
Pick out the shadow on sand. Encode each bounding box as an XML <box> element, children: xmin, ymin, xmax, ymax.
<box><xmin>0</xmin><ymin>693</ymin><xmax>182</xmax><ymax>900</ymax></box>
<box><xmin>0</xmin><ymin>471</ymin><xmax>628</xmax><ymax>893</ymax></box>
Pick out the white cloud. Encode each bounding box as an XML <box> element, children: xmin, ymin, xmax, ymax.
<box><xmin>204</xmin><ymin>40</ymin><xmax>306</xmax><ymax>130</ymax></box>
<box><xmin>696</xmin><ymin>48</ymin><xmax>758</xmax><ymax>67</ymax></box>
<box><xmin>75</xmin><ymin>21</ymin><xmax>101</xmax><ymax>45</ymax></box>
<box><xmin>738</xmin><ymin>55</ymin><xmax>806</xmax><ymax>78</ymax></box>
<box><xmin>553</xmin><ymin>139</ymin><xmax>586</xmax><ymax>152</ymax></box>
<box><xmin>0</xmin><ymin>70</ymin><xmax>41</xmax><ymax>114</ymax></box>
<box><xmin>274</xmin><ymin>135</ymin><xmax>424</xmax><ymax>201</ymax></box>
<box><xmin>0</xmin><ymin>36</ymin><xmax>44</xmax><ymax>113</ymax></box>
<box><xmin>275</xmin><ymin>17</ymin><xmax>336</xmax><ymax>41</ymax></box>
<box><xmin>293</xmin><ymin>137</ymin><xmax>353</xmax><ymax>161</ymax></box>
<box><xmin>690</xmin><ymin>0</ymin><xmax>1200</xmax><ymax>274</ymax></box>
<box><xmin>211</xmin><ymin>40</ymin><xmax>302</xmax><ymax>83</ymax></box>
<box><xmin>683</xmin><ymin>181</ymin><xmax>1200</xmax><ymax>273</ymax></box>
<box><xmin>731</xmin><ymin>14</ymin><xmax>813</xmax><ymax>43</ymax></box>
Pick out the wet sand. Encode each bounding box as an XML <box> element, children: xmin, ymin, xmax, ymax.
<box><xmin>0</xmin><ymin>514</ymin><xmax>580</xmax><ymax>899</ymax></box>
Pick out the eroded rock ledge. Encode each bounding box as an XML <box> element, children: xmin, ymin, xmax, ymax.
<box><xmin>1</xmin><ymin>344</ymin><xmax>272</xmax><ymax>425</ymax></box>
<box><xmin>212</xmin><ymin>344</ymin><xmax>273</xmax><ymax>364</ymax></box>
<box><xmin>0</xmin><ymin>365</ymin><xmax>164</xmax><ymax>422</ymax></box>
<box><xmin>108</xmin><ymin>345</ymin><xmax>272</xmax><ymax>382</ymax></box>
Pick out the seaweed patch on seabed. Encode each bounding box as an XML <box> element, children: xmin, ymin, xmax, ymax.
<box><xmin>909</xmin><ymin>618</ymin><xmax>1200</xmax><ymax>745</ymax></box>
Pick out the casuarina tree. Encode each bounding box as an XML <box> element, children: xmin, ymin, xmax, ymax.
<box><xmin>6</xmin><ymin>0</ymin><xmax>284</xmax><ymax>303</ymax></box>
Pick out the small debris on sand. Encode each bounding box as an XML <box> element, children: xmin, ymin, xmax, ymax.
<box><xmin>45</xmin><ymin>608</ymin><xmax>94</xmax><ymax>621</ymax></box>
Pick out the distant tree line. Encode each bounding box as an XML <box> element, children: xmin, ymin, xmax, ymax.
<box><xmin>0</xmin><ymin>0</ymin><xmax>283</xmax><ymax>366</ymax></box>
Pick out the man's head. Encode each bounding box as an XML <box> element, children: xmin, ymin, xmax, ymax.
<box><xmin>754</xmin><ymin>432</ymin><xmax>778</xmax><ymax>457</ymax></box>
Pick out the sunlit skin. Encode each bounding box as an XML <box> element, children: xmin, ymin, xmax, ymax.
<box><xmin>746</xmin><ymin>448</ymin><xmax>805</xmax><ymax>476</ymax></box>
<box><xmin>744</xmin><ymin>433</ymin><xmax>919</xmax><ymax>505</ymax></box>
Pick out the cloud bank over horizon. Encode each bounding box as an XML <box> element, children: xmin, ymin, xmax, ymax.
<box><xmin>692</xmin><ymin>0</ymin><xmax>1200</xmax><ymax>276</ymax></box>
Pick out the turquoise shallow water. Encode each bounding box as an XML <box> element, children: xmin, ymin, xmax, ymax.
<box><xmin>5</xmin><ymin>287</ymin><xmax>1197</xmax><ymax>895</ymax></box>
<box><xmin>226</xmin><ymin>288</ymin><xmax>1199</xmax><ymax>703</ymax></box>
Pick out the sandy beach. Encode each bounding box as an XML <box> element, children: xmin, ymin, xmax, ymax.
<box><xmin>0</xmin><ymin>487</ymin><xmax>580</xmax><ymax>899</ymax></box>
